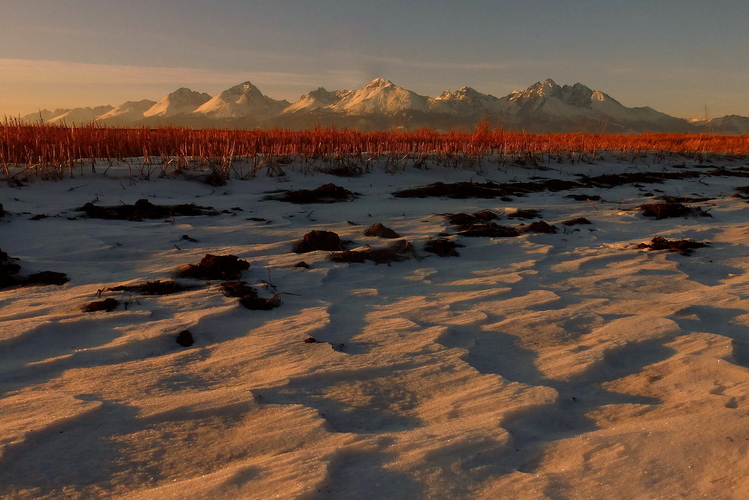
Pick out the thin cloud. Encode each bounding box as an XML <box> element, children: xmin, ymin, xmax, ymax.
<box><xmin>329</xmin><ymin>53</ymin><xmax>561</xmax><ymax>72</ymax></box>
<box><xmin>0</xmin><ymin>59</ymin><xmax>317</xmax><ymax>88</ymax></box>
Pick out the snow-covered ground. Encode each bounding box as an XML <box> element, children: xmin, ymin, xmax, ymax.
<box><xmin>3</xmin><ymin>155</ymin><xmax>749</xmax><ymax>499</ymax></box>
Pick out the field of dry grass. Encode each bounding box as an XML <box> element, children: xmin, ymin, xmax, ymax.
<box><xmin>2</xmin><ymin>122</ymin><xmax>748</xmax><ymax>185</ymax></box>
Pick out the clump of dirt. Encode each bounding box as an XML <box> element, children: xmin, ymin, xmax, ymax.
<box><xmin>562</xmin><ymin>217</ymin><xmax>592</xmax><ymax>226</ymax></box>
<box><xmin>537</xmin><ymin>179</ymin><xmax>583</xmax><ymax>192</ymax></box>
<box><xmin>176</xmin><ymin>330</ymin><xmax>194</xmax><ymax>347</ymax></box>
<box><xmin>0</xmin><ymin>203</ymin><xmax>5</xmax><ymax>217</ymax></box>
<box><xmin>424</xmin><ymin>238</ymin><xmax>464</xmax><ymax>257</ymax></box>
<box><xmin>708</xmin><ymin>167</ymin><xmax>749</xmax><ymax>178</ymax></box>
<box><xmin>638</xmin><ymin>203</ymin><xmax>711</xmax><ymax>220</ymax></box>
<box><xmin>217</xmin><ymin>281</ymin><xmax>281</xmax><ymax>310</ymax></box>
<box><xmin>176</xmin><ymin>254</ymin><xmax>250</xmax><ymax>280</ymax></box>
<box><xmin>442</xmin><ymin>210</ymin><xmax>500</xmax><ymax>228</ymax></box>
<box><xmin>24</xmin><ymin>271</ymin><xmax>70</xmax><ymax>286</ymax></box>
<box><xmin>293</xmin><ymin>230</ymin><xmax>346</xmax><ymax>253</ymax></box>
<box><xmin>294</xmin><ymin>261</ymin><xmax>310</xmax><ymax>269</ymax></box>
<box><xmin>459</xmin><ymin>223</ymin><xmax>519</xmax><ymax>238</ymax></box>
<box><xmin>507</xmin><ymin>209</ymin><xmax>541</xmax><ymax>219</ymax></box>
<box><xmin>394</xmin><ymin>178</ymin><xmax>586</xmax><ymax>200</ymax></box>
<box><xmin>1</xmin><ymin>249</ymin><xmax>22</xmax><ymax>288</ymax></box>
<box><xmin>441</xmin><ymin>210</ymin><xmax>516</xmax><ymax>237</ymax></box>
<box><xmin>364</xmin><ymin>223</ymin><xmax>400</xmax><ymax>238</ymax></box>
<box><xmin>239</xmin><ymin>294</ymin><xmax>282</xmax><ymax>310</ymax></box>
<box><xmin>394</xmin><ymin>181</ymin><xmax>504</xmax><ymax>199</ymax></box>
<box><xmin>442</xmin><ymin>209</ymin><xmax>556</xmax><ymax>237</ymax></box>
<box><xmin>656</xmin><ymin>195</ymin><xmax>714</xmax><ymax>203</ymax></box>
<box><xmin>265</xmin><ymin>183</ymin><xmax>357</xmax><ymax>203</ymax></box>
<box><xmin>82</xmin><ymin>298</ymin><xmax>119</xmax><ymax>312</ymax></box>
<box><xmin>218</xmin><ymin>281</ymin><xmax>257</xmax><ymax>297</ymax></box>
<box><xmin>331</xmin><ymin>240</ymin><xmax>416</xmax><ymax>264</ymax></box>
<box><xmin>518</xmin><ymin>221</ymin><xmax>558</xmax><ymax>234</ymax></box>
<box><xmin>110</xmin><ymin>280</ymin><xmax>192</xmax><ymax>295</ymax></box>
<box><xmin>220</xmin><ymin>281</ymin><xmax>282</xmax><ymax>309</ymax></box>
<box><xmin>1</xmin><ymin>249</ymin><xmax>69</xmax><ymax>289</ymax></box>
<box><xmin>76</xmin><ymin>199</ymin><xmax>219</xmax><ymax>221</ymax></box>
<box><xmin>579</xmin><ymin>171</ymin><xmax>701</xmax><ymax>188</ymax></box>
<box><xmin>638</xmin><ymin>236</ymin><xmax>709</xmax><ymax>255</ymax></box>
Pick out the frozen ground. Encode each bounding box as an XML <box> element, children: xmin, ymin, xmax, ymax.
<box><xmin>3</xmin><ymin>155</ymin><xmax>749</xmax><ymax>499</ymax></box>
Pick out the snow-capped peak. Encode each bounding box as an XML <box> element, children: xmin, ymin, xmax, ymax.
<box><xmin>195</xmin><ymin>81</ymin><xmax>289</xmax><ymax>118</ymax></box>
<box><xmin>431</xmin><ymin>86</ymin><xmax>501</xmax><ymax>115</ymax></box>
<box><xmin>282</xmin><ymin>87</ymin><xmax>351</xmax><ymax>114</ymax></box>
<box><xmin>144</xmin><ymin>88</ymin><xmax>211</xmax><ymax>118</ymax></box>
<box><xmin>509</xmin><ymin>78</ymin><xmax>563</xmax><ymax>100</ymax></box>
<box><xmin>328</xmin><ymin>79</ymin><xmax>429</xmax><ymax>115</ymax></box>
<box><xmin>365</xmin><ymin>78</ymin><xmax>395</xmax><ymax>89</ymax></box>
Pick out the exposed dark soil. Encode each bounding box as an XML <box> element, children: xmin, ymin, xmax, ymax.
<box><xmin>331</xmin><ymin>240</ymin><xmax>416</xmax><ymax>264</ymax></box>
<box><xmin>293</xmin><ymin>230</ymin><xmax>347</xmax><ymax>253</ymax></box>
<box><xmin>638</xmin><ymin>203</ymin><xmax>711</xmax><ymax>220</ymax></box>
<box><xmin>364</xmin><ymin>223</ymin><xmax>400</xmax><ymax>238</ymax></box>
<box><xmin>176</xmin><ymin>254</ymin><xmax>250</xmax><ymax>280</ymax></box>
<box><xmin>578</xmin><ymin>171</ymin><xmax>702</xmax><ymax>188</ymax></box>
<box><xmin>562</xmin><ymin>217</ymin><xmax>592</xmax><ymax>226</ymax></box>
<box><xmin>1</xmin><ymin>249</ymin><xmax>69</xmax><ymax>289</ymax></box>
<box><xmin>708</xmin><ymin>167</ymin><xmax>749</xmax><ymax>178</ymax></box>
<box><xmin>239</xmin><ymin>294</ymin><xmax>282</xmax><ymax>310</ymax></box>
<box><xmin>265</xmin><ymin>183</ymin><xmax>357</xmax><ymax>203</ymax></box>
<box><xmin>442</xmin><ymin>210</ymin><xmax>556</xmax><ymax>236</ymax></box>
<box><xmin>76</xmin><ymin>199</ymin><xmax>219</xmax><ymax>221</ymax></box>
<box><xmin>638</xmin><ymin>236</ymin><xmax>709</xmax><ymax>255</ymax></box>
<box><xmin>217</xmin><ymin>281</ymin><xmax>282</xmax><ymax>310</ymax></box>
<box><xmin>82</xmin><ymin>298</ymin><xmax>119</xmax><ymax>312</ymax></box>
<box><xmin>734</xmin><ymin>186</ymin><xmax>749</xmax><ymax>199</ymax></box>
<box><xmin>424</xmin><ymin>238</ymin><xmax>464</xmax><ymax>257</ymax></box>
<box><xmin>518</xmin><ymin>221</ymin><xmax>558</xmax><ymax>234</ymax></box>
<box><xmin>110</xmin><ymin>280</ymin><xmax>192</xmax><ymax>295</ymax></box>
<box><xmin>24</xmin><ymin>271</ymin><xmax>70</xmax><ymax>286</ymax></box>
<box><xmin>176</xmin><ymin>330</ymin><xmax>194</xmax><ymax>347</ymax></box>
<box><xmin>507</xmin><ymin>209</ymin><xmax>541</xmax><ymax>219</ymax></box>
<box><xmin>393</xmin><ymin>179</ymin><xmax>582</xmax><ymax>199</ymax></box>
<box><xmin>655</xmin><ymin>195</ymin><xmax>714</xmax><ymax>203</ymax></box>
<box><xmin>393</xmin><ymin>181</ymin><xmax>505</xmax><ymax>199</ymax></box>
<box><xmin>218</xmin><ymin>281</ymin><xmax>257</xmax><ymax>298</ymax></box>
<box><xmin>441</xmin><ymin>211</ymin><xmax>517</xmax><ymax>237</ymax></box>
<box><xmin>394</xmin><ymin>170</ymin><xmax>714</xmax><ymax>200</ymax></box>
<box><xmin>0</xmin><ymin>249</ymin><xmax>22</xmax><ymax>288</ymax></box>
<box><xmin>442</xmin><ymin>210</ymin><xmax>499</xmax><ymax>228</ymax></box>
<box><xmin>458</xmin><ymin>223</ymin><xmax>520</xmax><ymax>238</ymax></box>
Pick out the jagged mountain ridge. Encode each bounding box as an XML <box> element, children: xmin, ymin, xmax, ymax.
<box><xmin>143</xmin><ymin>88</ymin><xmax>212</xmax><ymax>119</ymax></box>
<box><xmin>17</xmin><ymin>78</ymin><xmax>748</xmax><ymax>133</ymax></box>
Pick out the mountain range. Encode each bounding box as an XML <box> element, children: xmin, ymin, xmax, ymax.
<box><xmin>17</xmin><ymin>78</ymin><xmax>749</xmax><ymax>134</ymax></box>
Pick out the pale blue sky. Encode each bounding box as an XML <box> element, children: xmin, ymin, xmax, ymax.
<box><xmin>1</xmin><ymin>0</ymin><xmax>747</xmax><ymax>118</ymax></box>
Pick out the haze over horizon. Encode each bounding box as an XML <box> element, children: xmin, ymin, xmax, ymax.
<box><xmin>1</xmin><ymin>0</ymin><xmax>748</xmax><ymax>120</ymax></box>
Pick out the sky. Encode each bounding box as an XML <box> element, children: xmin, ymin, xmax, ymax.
<box><xmin>1</xmin><ymin>0</ymin><xmax>748</xmax><ymax>119</ymax></box>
